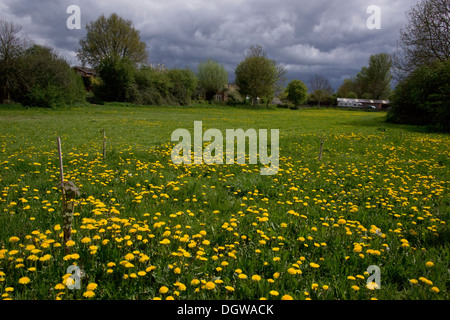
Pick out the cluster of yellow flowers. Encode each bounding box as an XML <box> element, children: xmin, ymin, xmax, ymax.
<box><xmin>0</xmin><ymin>115</ymin><xmax>448</xmax><ymax>300</ymax></box>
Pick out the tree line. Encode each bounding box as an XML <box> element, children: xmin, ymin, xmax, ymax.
<box><xmin>0</xmin><ymin>12</ymin><xmax>392</xmax><ymax>109</ymax></box>
<box><xmin>0</xmin><ymin>0</ymin><xmax>448</xmax><ymax>131</ymax></box>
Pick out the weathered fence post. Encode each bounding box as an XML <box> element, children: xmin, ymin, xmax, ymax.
<box><xmin>102</xmin><ymin>129</ymin><xmax>106</xmax><ymax>160</ymax></box>
<box><xmin>318</xmin><ymin>140</ymin><xmax>324</xmax><ymax>161</ymax></box>
<box><xmin>57</xmin><ymin>137</ymin><xmax>69</xmax><ymax>253</ymax></box>
<box><xmin>57</xmin><ymin>137</ymin><xmax>79</xmax><ymax>254</ymax></box>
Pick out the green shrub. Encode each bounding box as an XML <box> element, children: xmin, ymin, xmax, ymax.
<box><xmin>286</xmin><ymin>79</ymin><xmax>308</xmax><ymax>108</ymax></box>
<box><xmin>18</xmin><ymin>45</ymin><xmax>86</xmax><ymax>107</ymax></box>
<box><xmin>388</xmin><ymin>60</ymin><xmax>450</xmax><ymax>131</ymax></box>
<box><xmin>167</xmin><ymin>69</ymin><xmax>198</xmax><ymax>106</ymax></box>
<box><xmin>133</xmin><ymin>67</ymin><xmax>173</xmax><ymax>105</ymax></box>
<box><xmin>94</xmin><ymin>56</ymin><xmax>135</xmax><ymax>102</ymax></box>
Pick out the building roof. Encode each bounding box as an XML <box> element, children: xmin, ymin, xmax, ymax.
<box><xmin>73</xmin><ymin>66</ymin><xmax>97</xmax><ymax>76</ymax></box>
<box><xmin>337</xmin><ymin>98</ymin><xmax>390</xmax><ymax>104</ymax></box>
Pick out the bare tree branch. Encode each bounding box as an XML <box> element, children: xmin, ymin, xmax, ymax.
<box><xmin>394</xmin><ymin>0</ymin><xmax>450</xmax><ymax>78</ymax></box>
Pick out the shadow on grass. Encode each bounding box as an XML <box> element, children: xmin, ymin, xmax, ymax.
<box><xmin>340</xmin><ymin>111</ymin><xmax>450</xmax><ymax>135</ymax></box>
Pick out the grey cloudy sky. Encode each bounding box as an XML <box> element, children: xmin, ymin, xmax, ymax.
<box><xmin>0</xmin><ymin>0</ymin><xmax>416</xmax><ymax>89</ymax></box>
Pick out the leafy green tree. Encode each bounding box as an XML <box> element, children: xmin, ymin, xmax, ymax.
<box><xmin>286</xmin><ymin>79</ymin><xmax>308</xmax><ymax>108</ymax></box>
<box><xmin>337</xmin><ymin>78</ymin><xmax>358</xmax><ymax>98</ymax></box>
<box><xmin>133</xmin><ymin>66</ymin><xmax>173</xmax><ymax>105</ymax></box>
<box><xmin>77</xmin><ymin>13</ymin><xmax>148</xmax><ymax>67</ymax></box>
<box><xmin>167</xmin><ymin>69</ymin><xmax>198</xmax><ymax>106</ymax></box>
<box><xmin>388</xmin><ymin>60</ymin><xmax>450</xmax><ymax>131</ymax></box>
<box><xmin>355</xmin><ymin>53</ymin><xmax>392</xmax><ymax>99</ymax></box>
<box><xmin>235</xmin><ymin>45</ymin><xmax>286</xmax><ymax>106</ymax></box>
<box><xmin>197</xmin><ymin>59</ymin><xmax>228</xmax><ymax>101</ymax></box>
<box><xmin>18</xmin><ymin>45</ymin><xmax>85</xmax><ymax>107</ymax></box>
<box><xmin>346</xmin><ymin>91</ymin><xmax>358</xmax><ymax>99</ymax></box>
<box><xmin>94</xmin><ymin>56</ymin><xmax>135</xmax><ymax>102</ymax></box>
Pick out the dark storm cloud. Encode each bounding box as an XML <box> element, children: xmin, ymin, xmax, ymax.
<box><xmin>1</xmin><ymin>0</ymin><xmax>412</xmax><ymax>89</ymax></box>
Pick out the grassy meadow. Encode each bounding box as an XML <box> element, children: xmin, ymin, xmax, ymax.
<box><xmin>0</xmin><ymin>103</ymin><xmax>449</xmax><ymax>300</ymax></box>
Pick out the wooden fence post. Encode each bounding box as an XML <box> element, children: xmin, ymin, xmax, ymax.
<box><xmin>57</xmin><ymin>137</ymin><xmax>74</xmax><ymax>254</ymax></box>
<box><xmin>102</xmin><ymin>129</ymin><xmax>106</xmax><ymax>160</ymax></box>
<box><xmin>318</xmin><ymin>140</ymin><xmax>324</xmax><ymax>161</ymax></box>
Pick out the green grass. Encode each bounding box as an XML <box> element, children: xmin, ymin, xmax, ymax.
<box><xmin>0</xmin><ymin>103</ymin><xmax>448</xmax><ymax>300</ymax></box>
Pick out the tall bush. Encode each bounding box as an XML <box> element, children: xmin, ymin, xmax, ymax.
<box><xmin>93</xmin><ymin>56</ymin><xmax>135</xmax><ymax>102</ymax></box>
<box><xmin>167</xmin><ymin>69</ymin><xmax>198</xmax><ymax>106</ymax></box>
<box><xmin>18</xmin><ymin>45</ymin><xmax>85</xmax><ymax>108</ymax></box>
<box><xmin>387</xmin><ymin>60</ymin><xmax>450</xmax><ymax>131</ymax></box>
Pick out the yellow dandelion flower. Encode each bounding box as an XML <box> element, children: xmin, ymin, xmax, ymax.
<box><xmin>160</xmin><ymin>239</ymin><xmax>171</xmax><ymax>245</ymax></box>
<box><xmin>25</xmin><ymin>245</ymin><xmax>35</xmax><ymax>251</ymax></box>
<box><xmin>191</xmin><ymin>279</ymin><xmax>200</xmax><ymax>286</ymax></box>
<box><xmin>8</xmin><ymin>250</ymin><xmax>18</xmax><ymax>256</ymax></box>
<box><xmin>19</xmin><ymin>277</ymin><xmax>31</xmax><ymax>285</ymax></box>
<box><xmin>39</xmin><ymin>254</ymin><xmax>52</xmax><ymax>262</ymax></box>
<box><xmin>251</xmin><ymin>275</ymin><xmax>262</xmax><ymax>281</ymax></box>
<box><xmin>174</xmin><ymin>282</ymin><xmax>187</xmax><ymax>291</ymax></box>
<box><xmin>281</xmin><ymin>294</ymin><xmax>293</xmax><ymax>300</ymax></box>
<box><xmin>9</xmin><ymin>236</ymin><xmax>20</xmax><ymax>243</ymax></box>
<box><xmin>54</xmin><ymin>283</ymin><xmax>65</xmax><ymax>290</ymax></box>
<box><xmin>86</xmin><ymin>283</ymin><xmax>98</xmax><ymax>291</ymax></box>
<box><xmin>288</xmin><ymin>267</ymin><xmax>300</xmax><ymax>275</ymax></box>
<box><xmin>81</xmin><ymin>237</ymin><xmax>91</xmax><ymax>244</ymax></box>
<box><xmin>124</xmin><ymin>253</ymin><xmax>135</xmax><ymax>261</ymax></box>
<box><xmin>83</xmin><ymin>290</ymin><xmax>95</xmax><ymax>298</ymax></box>
<box><xmin>159</xmin><ymin>286</ymin><xmax>169</xmax><ymax>294</ymax></box>
<box><xmin>204</xmin><ymin>281</ymin><xmax>216</xmax><ymax>290</ymax></box>
<box><xmin>146</xmin><ymin>266</ymin><xmax>156</xmax><ymax>272</ymax></box>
